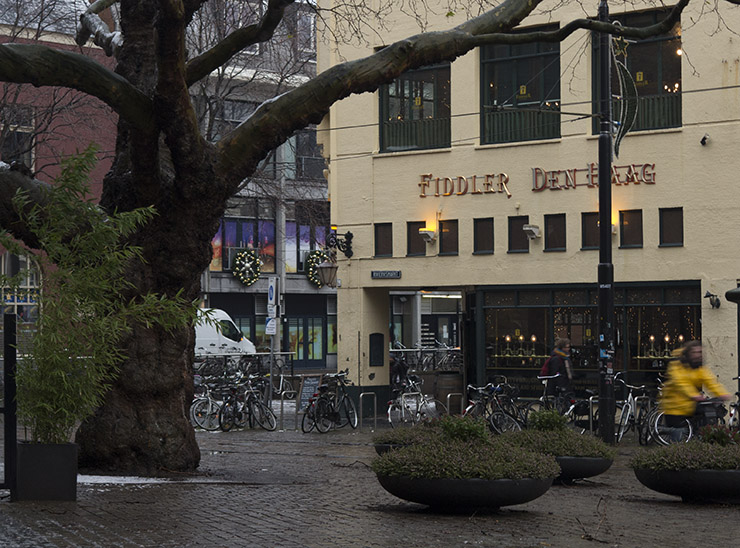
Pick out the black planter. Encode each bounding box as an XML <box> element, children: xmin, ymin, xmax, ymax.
<box><xmin>15</xmin><ymin>442</ymin><xmax>78</xmax><ymax>502</ymax></box>
<box><xmin>376</xmin><ymin>475</ymin><xmax>553</xmax><ymax>509</ymax></box>
<box><xmin>555</xmin><ymin>456</ymin><xmax>613</xmax><ymax>482</ymax></box>
<box><xmin>634</xmin><ymin>468</ymin><xmax>740</xmax><ymax>504</ymax></box>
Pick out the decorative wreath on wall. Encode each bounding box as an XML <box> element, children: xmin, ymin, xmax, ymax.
<box><xmin>306</xmin><ymin>249</ymin><xmax>330</xmax><ymax>287</ymax></box>
<box><xmin>232</xmin><ymin>249</ymin><xmax>262</xmax><ymax>286</ymax></box>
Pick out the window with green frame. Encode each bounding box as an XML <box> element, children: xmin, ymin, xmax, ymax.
<box><xmin>379</xmin><ymin>63</ymin><xmax>451</xmax><ymax>152</ymax></box>
<box><xmin>480</xmin><ymin>25</ymin><xmax>560</xmax><ymax>145</ymax></box>
<box><xmin>592</xmin><ymin>9</ymin><xmax>681</xmax><ymax>133</ymax></box>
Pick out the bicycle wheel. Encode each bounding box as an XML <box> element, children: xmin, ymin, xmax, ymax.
<box><xmin>282</xmin><ymin>379</ymin><xmax>297</xmax><ymax>400</ymax></box>
<box><xmin>190</xmin><ymin>398</ymin><xmax>220</xmax><ymax>431</ymax></box>
<box><xmin>653</xmin><ymin>412</ymin><xmax>692</xmax><ymax>445</ymax></box>
<box><xmin>490</xmin><ymin>411</ymin><xmax>522</xmax><ymax>434</ymax></box>
<box><xmin>388</xmin><ymin>402</ymin><xmax>414</xmax><ymax>427</ymax></box>
<box><xmin>418</xmin><ymin>398</ymin><xmax>447</xmax><ymax>422</ymax></box>
<box><xmin>523</xmin><ymin>401</ymin><xmax>544</xmax><ymax>426</ymax></box>
<box><xmin>615</xmin><ymin>403</ymin><xmax>632</xmax><ymax>442</ymax></box>
<box><xmin>463</xmin><ymin>401</ymin><xmax>485</xmax><ymax>419</ymax></box>
<box><xmin>338</xmin><ymin>396</ymin><xmax>358</xmax><ymax>429</ymax></box>
<box><xmin>301</xmin><ymin>406</ymin><xmax>316</xmax><ymax>433</ymax></box>
<box><xmin>219</xmin><ymin>401</ymin><xmax>236</xmax><ymax>432</ymax></box>
<box><xmin>314</xmin><ymin>397</ymin><xmax>334</xmax><ymax>433</ymax></box>
<box><xmin>251</xmin><ymin>400</ymin><xmax>277</xmax><ymax>431</ymax></box>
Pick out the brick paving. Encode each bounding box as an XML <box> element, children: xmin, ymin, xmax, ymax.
<box><xmin>1</xmin><ymin>418</ymin><xmax>739</xmax><ymax>547</ymax></box>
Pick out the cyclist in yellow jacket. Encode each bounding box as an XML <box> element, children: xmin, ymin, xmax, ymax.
<box><xmin>660</xmin><ymin>340</ymin><xmax>730</xmax><ymax>427</ymax></box>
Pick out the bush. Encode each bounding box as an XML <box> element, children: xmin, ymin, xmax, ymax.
<box><xmin>501</xmin><ymin>429</ymin><xmax>617</xmax><ymax>459</ymax></box>
<box><xmin>372</xmin><ymin>415</ymin><xmax>489</xmax><ymax>446</ymax></box>
<box><xmin>371</xmin><ymin>437</ymin><xmax>559</xmax><ymax>480</ymax></box>
<box><xmin>630</xmin><ymin>441</ymin><xmax>740</xmax><ymax>471</ymax></box>
<box><xmin>527</xmin><ymin>409</ymin><xmax>568</xmax><ymax>431</ymax></box>
<box><xmin>697</xmin><ymin>424</ymin><xmax>740</xmax><ymax>446</ymax></box>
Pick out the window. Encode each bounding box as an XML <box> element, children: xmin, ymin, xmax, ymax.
<box><xmin>593</xmin><ymin>9</ymin><xmax>681</xmax><ymax>132</ymax></box>
<box><xmin>210</xmin><ymin>198</ymin><xmax>278</xmax><ymax>273</ymax></box>
<box><xmin>481</xmin><ymin>25</ymin><xmax>560</xmax><ymax>144</ymax></box>
<box><xmin>545</xmin><ymin>214</ymin><xmax>566</xmax><ymax>251</ymax></box>
<box><xmin>439</xmin><ymin>220</ymin><xmax>458</xmax><ymax>255</ymax></box>
<box><xmin>508</xmin><ymin>216</ymin><xmax>529</xmax><ymax>253</ymax></box>
<box><xmin>407</xmin><ymin>221</ymin><xmax>426</xmax><ymax>256</ymax></box>
<box><xmin>474</xmin><ymin>218</ymin><xmax>494</xmax><ymax>254</ymax></box>
<box><xmin>380</xmin><ymin>63</ymin><xmax>451</xmax><ymax>152</ymax></box>
<box><xmin>0</xmin><ymin>252</ymin><xmax>39</xmax><ymax>326</ymax></box>
<box><xmin>1</xmin><ymin>105</ymin><xmax>34</xmax><ymax>168</ymax></box>
<box><xmin>581</xmin><ymin>212</ymin><xmax>599</xmax><ymax>250</ymax></box>
<box><xmin>374</xmin><ymin>223</ymin><xmax>393</xmax><ymax>257</ymax></box>
<box><xmin>620</xmin><ymin>209</ymin><xmax>643</xmax><ymax>248</ymax></box>
<box><xmin>285</xmin><ymin>200</ymin><xmax>329</xmax><ymax>273</ymax></box>
<box><xmin>660</xmin><ymin>207</ymin><xmax>683</xmax><ymax>247</ymax></box>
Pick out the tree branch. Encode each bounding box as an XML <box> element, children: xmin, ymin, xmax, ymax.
<box><xmin>0</xmin><ymin>43</ymin><xmax>155</xmax><ymax>131</ymax></box>
<box><xmin>0</xmin><ymin>163</ymin><xmax>51</xmax><ymax>249</ymax></box>
<box><xmin>217</xmin><ymin>0</ymin><xmax>688</xmax><ymax>177</ymax></box>
<box><xmin>185</xmin><ymin>0</ymin><xmax>295</xmax><ymax>86</ymax></box>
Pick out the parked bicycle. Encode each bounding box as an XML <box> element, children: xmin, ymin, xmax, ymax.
<box><xmin>614</xmin><ymin>372</ymin><xmax>651</xmax><ymax>443</ymax></box>
<box><xmin>387</xmin><ymin>374</ymin><xmax>447</xmax><ymax>427</ymax></box>
<box><xmin>650</xmin><ymin>396</ymin><xmax>727</xmax><ymax>445</ymax></box>
<box><xmin>463</xmin><ymin>377</ymin><xmax>522</xmax><ymax>433</ymax></box>
<box><xmin>219</xmin><ymin>374</ymin><xmax>277</xmax><ymax>432</ymax></box>
<box><xmin>305</xmin><ymin>369</ymin><xmax>358</xmax><ymax>433</ymax></box>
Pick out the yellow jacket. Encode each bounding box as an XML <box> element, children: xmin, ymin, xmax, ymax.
<box><xmin>659</xmin><ymin>360</ymin><xmax>729</xmax><ymax>417</ymax></box>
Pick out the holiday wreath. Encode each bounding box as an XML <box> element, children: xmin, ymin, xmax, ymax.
<box><xmin>306</xmin><ymin>249</ymin><xmax>330</xmax><ymax>287</ymax></box>
<box><xmin>232</xmin><ymin>249</ymin><xmax>261</xmax><ymax>286</ymax></box>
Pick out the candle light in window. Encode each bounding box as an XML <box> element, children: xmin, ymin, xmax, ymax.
<box><xmin>530</xmin><ymin>334</ymin><xmax>537</xmax><ymax>355</ymax></box>
<box><xmin>676</xmin><ymin>48</ymin><xmax>683</xmax><ymax>56</ymax></box>
<box><xmin>664</xmin><ymin>335</ymin><xmax>670</xmax><ymax>343</ymax></box>
<box><xmin>678</xmin><ymin>334</ymin><xmax>684</xmax><ymax>344</ymax></box>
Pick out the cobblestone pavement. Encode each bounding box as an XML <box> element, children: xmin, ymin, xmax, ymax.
<box><xmin>1</xmin><ymin>418</ymin><xmax>739</xmax><ymax>548</ymax></box>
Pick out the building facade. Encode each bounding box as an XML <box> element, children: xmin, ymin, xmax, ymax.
<box><xmin>196</xmin><ymin>1</ymin><xmax>337</xmax><ymax>372</ymax></box>
<box><xmin>318</xmin><ymin>1</ymin><xmax>740</xmax><ymax>398</ymax></box>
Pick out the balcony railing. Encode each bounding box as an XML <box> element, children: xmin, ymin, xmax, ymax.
<box><xmin>482</xmin><ymin>107</ymin><xmax>561</xmax><ymax>145</ymax></box>
<box><xmin>592</xmin><ymin>93</ymin><xmax>682</xmax><ymax>133</ymax></box>
<box><xmin>380</xmin><ymin>117</ymin><xmax>451</xmax><ymax>152</ymax></box>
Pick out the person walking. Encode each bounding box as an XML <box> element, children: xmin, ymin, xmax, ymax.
<box><xmin>545</xmin><ymin>338</ymin><xmax>574</xmax><ymax>398</ymax></box>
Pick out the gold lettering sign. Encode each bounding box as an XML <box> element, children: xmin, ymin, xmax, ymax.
<box><xmin>419</xmin><ymin>173</ymin><xmax>512</xmax><ymax>198</ymax></box>
<box><xmin>531</xmin><ymin>163</ymin><xmax>656</xmax><ymax>192</ymax></box>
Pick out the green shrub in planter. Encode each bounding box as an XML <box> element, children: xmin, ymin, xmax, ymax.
<box><xmin>630</xmin><ymin>441</ymin><xmax>740</xmax><ymax>471</ymax></box>
<box><xmin>501</xmin><ymin>429</ymin><xmax>617</xmax><ymax>459</ymax></box>
<box><xmin>697</xmin><ymin>424</ymin><xmax>740</xmax><ymax>446</ymax></box>
<box><xmin>527</xmin><ymin>409</ymin><xmax>568</xmax><ymax>432</ymax></box>
<box><xmin>372</xmin><ymin>415</ymin><xmax>489</xmax><ymax>446</ymax></box>
<box><xmin>371</xmin><ymin>437</ymin><xmax>559</xmax><ymax>480</ymax></box>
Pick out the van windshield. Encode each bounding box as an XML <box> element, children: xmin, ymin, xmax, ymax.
<box><xmin>218</xmin><ymin>320</ymin><xmax>242</xmax><ymax>342</ymax></box>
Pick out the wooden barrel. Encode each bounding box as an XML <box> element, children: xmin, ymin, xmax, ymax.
<box><xmin>436</xmin><ymin>372</ymin><xmax>464</xmax><ymax>413</ymax></box>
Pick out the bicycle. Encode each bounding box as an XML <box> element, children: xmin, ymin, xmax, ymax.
<box><xmin>614</xmin><ymin>372</ymin><xmax>650</xmax><ymax>443</ymax></box>
<box><xmin>190</xmin><ymin>375</ymin><xmax>227</xmax><ymax>431</ymax></box>
<box><xmin>387</xmin><ymin>374</ymin><xmax>447</xmax><ymax>427</ymax></box>
<box><xmin>219</xmin><ymin>375</ymin><xmax>277</xmax><ymax>432</ymax></box>
<box><xmin>310</xmin><ymin>369</ymin><xmax>359</xmax><ymax>433</ymax></box>
<box><xmin>651</xmin><ymin>396</ymin><xmax>727</xmax><ymax>445</ymax></box>
<box><xmin>266</xmin><ymin>358</ymin><xmax>297</xmax><ymax>399</ymax></box>
<box><xmin>463</xmin><ymin>377</ymin><xmax>523</xmax><ymax>433</ymax></box>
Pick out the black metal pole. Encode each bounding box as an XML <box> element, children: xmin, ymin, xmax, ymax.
<box><xmin>597</xmin><ymin>0</ymin><xmax>616</xmax><ymax>443</ymax></box>
<box><xmin>4</xmin><ymin>314</ymin><xmax>18</xmax><ymax>499</ymax></box>
<box><xmin>725</xmin><ymin>287</ymin><xmax>740</xmax><ymax>395</ymax></box>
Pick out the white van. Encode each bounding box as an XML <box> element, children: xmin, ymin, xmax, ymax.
<box><xmin>195</xmin><ymin>308</ymin><xmax>256</xmax><ymax>355</ymax></box>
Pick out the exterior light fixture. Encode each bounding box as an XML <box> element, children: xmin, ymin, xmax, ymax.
<box><xmin>419</xmin><ymin>228</ymin><xmax>436</xmax><ymax>243</ymax></box>
<box><xmin>327</xmin><ymin>228</ymin><xmax>353</xmax><ymax>258</ymax></box>
<box><xmin>317</xmin><ymin>228</ymin><xmax>354</xmax><ymax>288</ymax></box>
<box><xmin>704</xmin><ymin>291</ymin><xmax>720</xmax><ymax>309</ymax></box>
<box><xmin>700</xmin><ymin>134</ymin><xmax>709</xmax><ymax>146</ymax></box>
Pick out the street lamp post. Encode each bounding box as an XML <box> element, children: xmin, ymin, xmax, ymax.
<box><xmin>597</xmin><ymin>0</ymin><xmax>616</xmax><ymax>443</ymax></box>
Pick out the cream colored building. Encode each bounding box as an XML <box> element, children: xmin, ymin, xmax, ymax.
<box><xmin>318</xmin><ymin>1</ymin><xmax>740</xmax><ymax>400</ymax></box>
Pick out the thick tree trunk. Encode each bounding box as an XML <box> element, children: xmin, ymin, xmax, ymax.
<box><xmin>75</xmin><ymin>322</ymin><xmax>200</xmax><ymax>475</ymax></box>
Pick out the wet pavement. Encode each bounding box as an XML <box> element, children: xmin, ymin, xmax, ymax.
<box><xmin>0</xmin><ymin>415</ymin><xmax>739</xmax><ymax>547</ymax></box>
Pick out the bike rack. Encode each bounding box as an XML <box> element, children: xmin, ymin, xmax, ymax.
<box><xmin>446</xmin><ymin>392</ymin><xmax>464</xmax><ymax>415</ymax></box>
<box><xmin>359</xmin><ymin>392</ymin><xmax>377</xmax><ymax>431</ymax></box>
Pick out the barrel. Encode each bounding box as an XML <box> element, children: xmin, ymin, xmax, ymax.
<box><xmin>436</xmin><ymin>372</ymin><xmax>464</xmax><ymax>414</ymax></box>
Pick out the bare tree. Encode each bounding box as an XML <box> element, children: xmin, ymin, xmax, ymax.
<box><xmin>0</xmin><ymin>0</ymin><xmax>691</xmax><ymax>474</ymax></box>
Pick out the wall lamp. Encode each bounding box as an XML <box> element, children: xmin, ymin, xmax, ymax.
<box><xmin>700</xmin><ymin>133</ymin><xmax>709</xmax><ymax>146</ymax></box>
<box><xmin>327</xmin><ymin>229</ymin><xmax>353</xmax><ymax>258</ymax></box>
<box><xmin>419</xmin><ymin>228</ymin><xmax>436</xmax><ymax>243</ymax></box>
<box><xmin>522</xmin><ymin>224</ymin><xmax>541</xmax><ymax>239</ymax></box>
<box><xmin>704</xmin><ymin>291</ymin><xmax>721</xmax><ymax>309</ymax></box>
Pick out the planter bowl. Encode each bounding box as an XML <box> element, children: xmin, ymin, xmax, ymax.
<box><xmin>634</xmin><ymin>468</ymin><xmax>740</xmax><ymax>504</ymax></box>
<box><xmin>376</xmin><ymin>475</ymin><xmax>553</xmax><ymax>509</ymax></box>
<box><xmin>555</xmin><ymin>456</ymin><xmax>613</xmax><ymax>482</ymax></box>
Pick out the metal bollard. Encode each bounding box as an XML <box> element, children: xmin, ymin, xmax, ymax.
<box><xmin>446</xmin><ymin>392</ymin><xmax>464</xmax><ymax>415</ymax></box>
<box><xmin>589</xmin><ymin>395</ymin><xmax>599</xmax><ymax>433</ymax></box>
<box><xmin>359</xmin><ymin>392</ymin><xmax>377</xmax><ymax>431</ymax></box>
